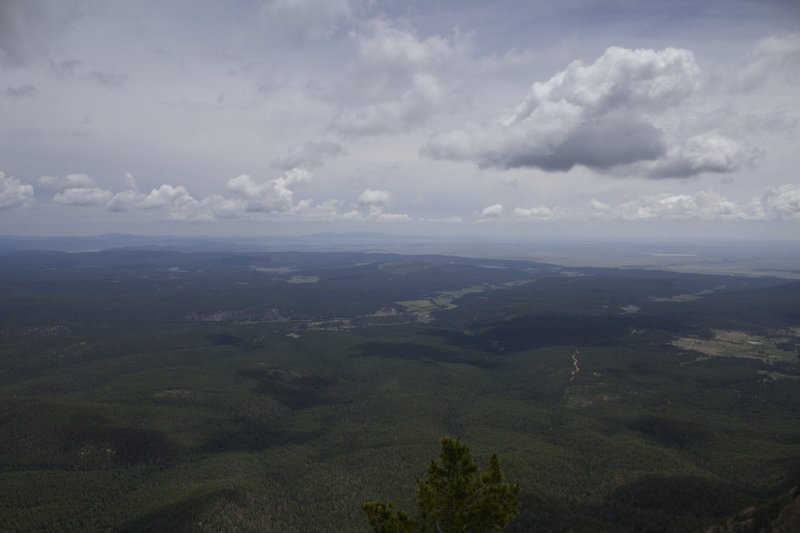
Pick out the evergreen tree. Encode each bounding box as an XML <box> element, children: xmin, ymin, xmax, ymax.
<box><xmin>363</xmin><ymin>437</ymin><xmax>520</xmax><ymax>532</ymax></box>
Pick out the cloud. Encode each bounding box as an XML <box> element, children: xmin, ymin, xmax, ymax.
<box><xmin>36</xmin><ymin>173</ymin><xmax>94</xmax><ymax>193</ymax></box>
<box><xmin>6</xmin><ymin>85</ymin><xmax>37</xmax><ymax>99</ymax></box>
<box><xmin>358</xmin><ymin>188</ymin><xmax>391</xmax><ymax>206</ymax></box>
<box><xmin>123</xmin><ymin>172</ymin><xmax>138</xmax><ymax>191</ymax></box>
<box><xmin>583</xmin><ymin>186</ymin><xmax>800</xmax><ymax>222</ymax></box>
<box><xmin>227</xmin><ymin>168</ymin><xmax>311</xmax><ymax>213</ymax></box>
<box><xmin>53</xmin><ymin>187</ymin><xmax>113</xmax><ymax>206</ymax></box>
<box><xmin>645</xmin><ymin>132</ymin><xmax>751</xmax><ymax>179</ymax></box>
<box><xmin>0</xmin><ymin>0</ymin><xmax>72</xmax><ymax>66</ymax></box>
<box><xmin>502</xmin><ymin>186</ymin><xmax>800</xmax><ymax>223</ymax></box>
<box><xmin>39</xmin><ymin>172</ymin><xmax>109</xmax><ymax>207</ymax></box>
<box><xmin>419</xmin><ymin>215</ymin><xmax>463</xmax><ymax>223</ymax></box>
<box><xmin>512</xmin><ymin>206</ymin><xmax>557</xmax><ymax>220</ymax></box>
<box><xmin>0</xmin><ymin>1</ymin><xmax>82</xmax><ymax>68</ymax></box>
<box><xmin>760</xmin><ymin>184</ymin><xmax>800</xmax><ymax>221</ymax></box>
<box><xmin>106</xmin><ymin>184</ymin><xmax>200</xmax><ymax>212</ymax></box>
<box><xmin>261</xmin><ymin>0</ymin><xmax>356</xmax><ymax>40</ymax></box>
<box><xmin>139</xmin><ymin>185</ymin><xmax>196</xmax><ymax>210</ymax></box>
<box><xmin>375</xmin><ymin>212</ymin><xmax>412</xmax><ymax>221</ymax></box>
<box><xmin>355</xmin><ymin>188</ymin><xmax>412</xmax><ymax>220</ymax></box>
<box><xmin>330</xmin><ymin>19</ymin><xmax>465</xmax><ymax>136</ymax></box>
<box><xmin>609</xmin><ymin>191</ymin><xmax>748</xmax><ymax>221</ymax></box>
<box><xmin>50</xmin><ymin>58</ymin><xmax>81</xmax><ymax>77</ymax></box>
<box><xmin>62</xmin><ymin>169</ymin><xmax>373</xmax><ymax>222</ymax></box>
<box><xmin>89</xmin><ymin>70</ymin><xmax>127</xmax><ymax>89</ymax></box>
<box><xmin>479</xmin><ymin>204</ymin><xmax>504</xmax><ymax>220</ymax></box>
<box><xmin>106</xmin><ymin>185</ymin><xmax>245</xmax><ymax>220</ymax></box>
<box><xmin>292</xmin><ymin>198</ymin><xmax>362</xmax><ymax>221</ymax></box>
<box><xmin>735</xmin><ymin>33</ymin><xmax>800</xmax><ymax>91</ymax></box>
<box><xmin>0</xmin><ymin>172</ymin><xmax>35</xmax><ymax>209</ymax></box>
<box><xmin>421</xmin><ymin>46</ymin><xmax>750</xmax><ymax>179</ymax></box>
<box><xmin>271</xmin><ymin>140</ymin><xmax>345</xmax><ymax>170</ymax></box>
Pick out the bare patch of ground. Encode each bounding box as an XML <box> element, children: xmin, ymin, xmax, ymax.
<box><xmin>286</xmin><ymin>275</ymin><xmax>319</xmax><ymax>284</ymax></box>
<box><xmin>249</xmin><ymin>266</ymin><xmax>296</xmax><ymax>273</ymax></box>
<box><xmin>395</xmin><ymin>285</ymin><xmax>488</xmax><ymax>322</ymax></box>
<box><xmin>672</xmin><ymin>329</ymin><xmax>797</xmax><ymax>364</ymax></box>
<box><xmin>650</xmin><ymin>285</ymin><xmax>726</xmax><ymax>303</ymax></box>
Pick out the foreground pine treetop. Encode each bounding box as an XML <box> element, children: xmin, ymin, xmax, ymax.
<box><xmin>363</xmin><ymin>437</ymin><xmax>520</xmax><ymax>532</ymax></box>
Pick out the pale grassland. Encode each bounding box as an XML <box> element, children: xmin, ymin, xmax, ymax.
<box><xmin>286</xmin><ymin>275</ymin><xmax>319</xmax><ymax>284</ymax></box>
<box><xmin>672</xmin><ymin>329</ymin><xmax>797</xmax><ymax>364</ymax></box>
<box><xmin>650</xmin><ymin>285</ymin><xmax>726</xmax><ymax>303</ymax></box>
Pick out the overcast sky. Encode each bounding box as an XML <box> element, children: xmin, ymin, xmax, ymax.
<box><xmin>1</xmin><ymin>0</ymin><xmax>799</xmax><ymax>240</ymax></box>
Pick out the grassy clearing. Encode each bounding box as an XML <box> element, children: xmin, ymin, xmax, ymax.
<box><xmin>673</xmin><ymin>329</ymin><xmax>797</xmax><ymax>364</ymax></box>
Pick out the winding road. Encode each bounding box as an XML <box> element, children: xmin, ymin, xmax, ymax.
<box><xmin>570</xmin><ymin>346</ymin><xmax>581</xmax><ymax>382</ymax></box>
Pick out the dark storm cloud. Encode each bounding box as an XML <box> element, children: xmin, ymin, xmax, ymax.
<box><xmin>479</xmin><ymin>115</ymin><xmax>666</xmax><ymax>172</ymax></box>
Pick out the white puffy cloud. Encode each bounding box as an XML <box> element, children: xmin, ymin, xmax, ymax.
<box><xmin>760</xmin><ymin>184</ymin><xmax>800</xmax><ymax>221</ymax></box>
<box><xmin>53</xmin><ymin>187</ymin><xmax>113</xmax><ymax>206</ymax></box>
<box><xmin>375</xmin><ymin>212</ymin><xmax>412</xmax><ymax>222</ymax></box>
<box><xmin>645</xmin><ymin>132</ymin><xmax>751</xmax><ymax>179</ymax></box>
<box><xmin>107</xmin><ymin>185</ymin><xmax>199</xmax><ymax>213</ymax></box>
<box><xmin>507</xmin><ymin>46</ymin><xmax>699</xmax><ymax>122</ymax></box>
<box><xmin>498</xmin><ymin>185</ymin><xmax>800</xmax><ymax>223</ymax></box>
<box><xmin>139</xmin><ymin>185</ymin><xmax>195</xmax><ymax>210</ymax></box>
<box><xmin>358</xmin><ymin>188</ymin><xmax>391</xmax><ymax>206</ymax></box>
<box><xmin>292</xmin><ymin>198</ymin><xmax>362</xmax><ymax>220</ymax></box>
<box><xmin>512</xmin><ymin>206</ymin><xmax>557</xmax><ymax>220</ymax></box>
<box><xmin>37</xmin><ymin>173</ymin><xmax>94</xmax><ymax>192</ymax></box>
<box><xmin>479</xmin><ymin>204</ymin><xmax>504</xmax><ymax>220</ymax></box>
<box><xmin>0</xmin><ymin>172</ymin><xmax>34</xmax><ymax>209</ymax></box>
<box><xmin>106</xmin><ymin>184</ymin><xmax>246</xmax><ymax>221</ymax></box>
<box><xmin>331</xmin><ymin>19</ymin><xmax>465</xmax><ymax>136</ymax></box>
<box><xmin>227</xmin><ymin>168</ymin><xmax>311</xmax><ymax>213</ymax></box>
<box><xmin>584</xmin><ymin>186</ymin><xmax>800</xmax><ymax>222</ymax></box>
<box><xmin>271</xmin><ymin>140</ymin><xmax>345</xmax><ymax>170</ymax></box>
<box><xmin>422</xmin><ymin>46</ymin><xmax>750</xmax><ymax>179</ymax></box>
<box><xmin>88</xmin><ymin>168</ymin><xmax>380</xmax><ymax>222</ymax></box>
<box><xmin>173</xmin><ymin>194</ymin><xmax>246</xmax><ymax>221</ymax></box>
<box><xmin>354</xmin><ymin>188</ymin><xmax>412</xmax><ymax>220</ymax></box>
<box><xmin>610</xmin><ymin>191</ymin><xmax>749</xmax><ymax>221</ymax></box>
<box><xmin>105</xmin><ymin>189</ymin><xmax>141</xmax><ymax>212</ymax></box>
<box><xmin>418</xmin><ymin>215</ymin><xmax>463</xmax><ymax>223</ymax></box>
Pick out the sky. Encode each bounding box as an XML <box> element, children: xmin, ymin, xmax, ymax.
<box><xmin>1</xmin><ymin>0</ymin><xmax>799</xmax><ymax>240</ymax></box>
